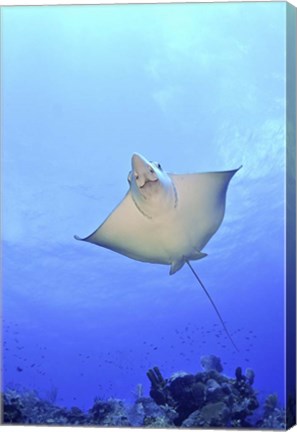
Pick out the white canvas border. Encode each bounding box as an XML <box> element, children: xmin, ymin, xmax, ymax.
<box><xmin>0</xmin><ymin>0</ymin><xmax>296</xmax><ymax>7</ymax></box>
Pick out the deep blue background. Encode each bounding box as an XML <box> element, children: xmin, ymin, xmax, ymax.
<box><xmin>2</xmin><ymin>3</ymin><xmax>286</xmax><ymax>412</ymax></box>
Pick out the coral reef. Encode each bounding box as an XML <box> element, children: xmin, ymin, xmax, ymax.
<box><xmin>1</xmin><ymin>356</ymin><xmax>293</xmax><ymax>429</ymax></box>
<box><xmin>2</xmin><ymin>388</ymin><xmax>90</xmax><ymax>425</ymax></box>
<box><xmin>255</xmin><ymin>393</ymin><xmax>286</xmax><ymax>429</ymax></box>
<box><xmin>3</xmin><ymin>389</ymin><xmax>25</xmax><ymax>424</ymax></box>
<box><xmin>146</xmin><ymin>359</ymin><xmax>259</xmax><ymax>427</ymax></box>
<box><xmin>129</xmin><ymin>397</ymin><xmax>177</xmax><ymax>427</ymax></box>
<box><xmin>89</xmin><ymin>399</ymin><xmax>130</xmax><ymax>426</ymax></box>
<box><xmin>2</xmin><ymin>388</ymin><xmax>128</xmax><ymax>426</ymax></box>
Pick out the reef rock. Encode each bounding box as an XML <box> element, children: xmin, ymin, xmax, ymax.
<box><xmin>200</xmin><ymin>355</ymin><xmax>223</xmax><ymax>373</ymax></box>
<box><xmin>205</xmin><ymin>378</ymin><xmax>223</xmax><ymax>402</ymax></box>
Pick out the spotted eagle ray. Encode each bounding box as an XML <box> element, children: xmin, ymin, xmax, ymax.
<box><xmin>75</xmin><ymin>153</ymin><xmax>241</xmax><ymax>351</ymax></box>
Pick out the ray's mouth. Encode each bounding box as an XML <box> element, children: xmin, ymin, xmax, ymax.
<box><xmin>139</xmin><ymin>178</ymin><xmax>158</xmax><ymax>189</ymax></box>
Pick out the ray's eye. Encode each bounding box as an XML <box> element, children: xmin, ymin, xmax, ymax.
<box><xmin>157</xmin><ymin>163</ymin><xmax>162</xmax><ymax>170</ymax></box>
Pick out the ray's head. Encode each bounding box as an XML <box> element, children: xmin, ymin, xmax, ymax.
<box><xmin>128</xmin><ymin>153</ymin><xmax>176</xmax><ymax>217</ymax></box>
<box><xmin>128</xmin><ymin>153</ymin><xmax>161</xmax><ymax>190</ymax></box>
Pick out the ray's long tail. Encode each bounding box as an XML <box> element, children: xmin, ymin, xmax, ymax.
<box><xmin>186</xmin><ymin>261</ymin><xmax>239</xmax><ymax>353</ymax></box>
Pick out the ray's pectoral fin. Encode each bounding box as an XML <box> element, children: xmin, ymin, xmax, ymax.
<box><xmin>170</xmin><ymin>251</ymin><xmax>207</xmax><ymax>275</ymax></box>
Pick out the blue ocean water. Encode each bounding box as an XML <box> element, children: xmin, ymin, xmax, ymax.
<box><xmin>2</xmin><ymin>1</ymin><xmax>287</xmax><ymax>415</ymax></box>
